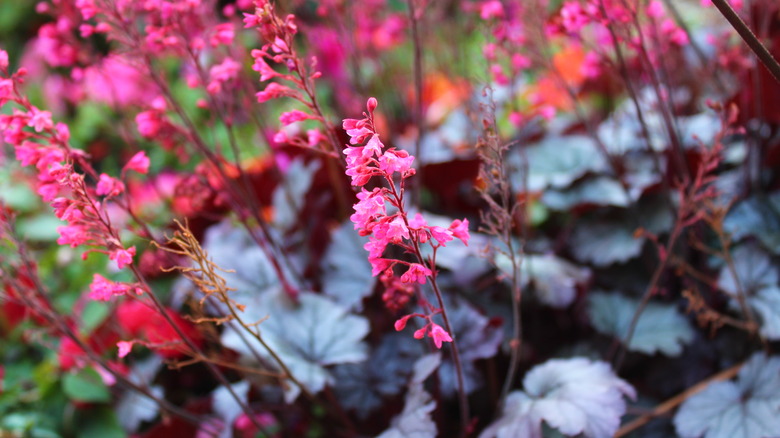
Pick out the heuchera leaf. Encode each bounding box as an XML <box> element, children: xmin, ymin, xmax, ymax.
<box><xmin>332</xmin><ymin>333</ymin><xmax>423</xmax><ymax>419</ymax></box>
<box><xmin>570</xmin><ymin>219</ymin><xmax>644</xmax><ymax>267</ymax></box>
<box><xmin>212</xmin><ymin>381</ymin><xmax>250</xmax><ymax>438</ymax></box>
<box><xmin>221</xmin><ymin>290</ymin><xmax>369</xmax><ymax>402</ymax></box>
<box><xmin>438</xmin><ymin>300</ymin><xmax>503</xmax><ymax>396</ymax></box>
<box><xmin>542</xmin><ymin>176</ymin><xmax>630</xmax><ymax>210</ymax></box>
<box><xmin>480</xmin><ymin>358</ymin><xmax>635</xmax><ymax>438</ymax></box>
<box><xmin>724</xmin><ymin>193</ymin><xmax>780</xmax><ymax>254</ymax></box>
<box><xmin>588</xmin><ymin>292</ymin><xmax>694</xmax><ymax>356</ymax></box>
<box><xmin>495</xmin><ymin>252</ymin><xmax>588</xmax><ymax>308</ymax></box>
<box><xmin>521</xmin><ymin>254</ymin><xmax>590</xmax><ymax>308</ymax></box>
<box><xmin>674</xmin><ymin>353</ymin><xmax>780</xmax><ymax>438</ymax></box>
<box><xmin>271</xmin><ymin>157</ymin><xmax>320</xmax><ymax>230</ymax></box>
<box><xmin>115</xmin><ymin>356</ymin><xmax>163</xmax><ymax>432</ymax></box>
<box><xmin>718</xmin><ymin>243</ymin><xmax>780</xmax><ymax>340</ymax></box>
<box><xmin>509</xmin><ymin>135</ymin><xmax>607</xmax><ymax>192</ymax></box>
<box><xmin>198</xmin><ymin>221</ymin><xmax>280</xmax><ymax>320</ymax></box>
<box><xmin>377</xmin><ymin>353</ymin><xmax>441</xmax><ymax>438</ymax></box>
<box><xmin>321</xmin><ymin>220</ymin><xmax>375</xmax><ymax>311</ymax></box>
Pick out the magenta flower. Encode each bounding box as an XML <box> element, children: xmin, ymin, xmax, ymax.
<box><xmin>110</xmin><ymin>246</ymin><xmax>136</xmax><ymax>269</ymax></box>
<box><xmin>401</xmin><ymin>263</ymin><xmax>432</xmax><ymax>284</ymax></box>
<box><xmin>430</xmin><ymin>323</ymin><xmax>453</xmax><ymax>349</ymax></box>
<box><xmin>124</xmin><ymin>151</ymin><xmax>150</xmax><ymax>174</ymax></box>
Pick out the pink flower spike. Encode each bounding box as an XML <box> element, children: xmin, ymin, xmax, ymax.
<box><xmin>0</xmin><ymin>49</ymin><xmax>8</xmax><ymax>70</ymax></box>
<box><xmin>430</xmin><ymin>323</ymin><xmax>453</xmax><ymax>349</ymax></box>
<box><xmin>117</xmin><ymin>341</ymin><xmax>134</xmax><ymax>358</ymax></box>
<box><xmin>124</xmin><ymin>151</ymin><xmax>150</xmax><ymax>174</ymax></box>
<box><xmin>110</xmin><ymin>246</ymin><xmax>136</xmax><ymax>269</ymax></box>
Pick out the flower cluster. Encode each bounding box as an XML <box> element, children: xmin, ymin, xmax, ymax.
<box><xmin>1</xmin><ymin>51</ymin><xmax>145</xmax><ymax>278</ymax></box>
<box><xmin>244</xmin><ymin>1</ymin><xmax>333</xmax><ymax>153</ymax></box>
<box><xmin>343</xmin><ymin>97</ymin><xmax>469</xmax><ymax>348</ymax></box>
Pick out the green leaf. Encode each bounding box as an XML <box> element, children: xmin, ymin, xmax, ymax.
<box><xmin>62</xmin><ymin>367</ymin><xmax>111</xmax><ymax>403</ymax></box>
<box><xmin>77</xmin><ymin>407</ymin><xmax>126</xmax><ymax>438</ymax></box>
<box><xmin>81</xmin><ymin>300</ymin><xmax>110</xmax><ymax>334</ymax></box>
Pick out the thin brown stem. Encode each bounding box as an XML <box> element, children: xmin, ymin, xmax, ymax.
<box><xmin>710</xmin><ymin>0</ymin><xmax>780</xmax><ymax>84</ymax></box>
<box><xmin>614</xmin><ymin>361</ymin><xmax>744</xmax><ymax>437</ymax></box>
<box><xmin>407</xmin><ymin>0</ymin><xmax>425</xmax><ymax>207</ymax></box>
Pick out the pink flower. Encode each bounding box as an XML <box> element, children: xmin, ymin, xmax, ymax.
<box><xmin>243</xmin><ymin>13</ymin><xmax>261</xmax><ymax>28</ymax></box>
<box><xmin>394</xmin><ymin>314</ymin><xmax>415</xmax><ymax>331</ymax></box>
<box><xmin>96</xmin><ymin>173</ymin><xmax>125</xmax><ymax>197</ymax></box>
<box><xmin>400</xmin><ymin>263</ymin><xmax>432</xmax><ymax>284</ymax></box>
<box><xmin>0</xmin><ymin>79</ymin><xmax>13</xmax><ymax>105</ymax></box>
<box><xmin>210</xmin><ymin>23</ymin><xmax>235</xmax><ymax>46</ymax></box>
<box><xmin>646</xmin><ymin>0</ymin><xmax>664</xmax><ymax>18</ymax></box>
<box><xmin>364</xmin><ymin>238</ymin><xmax>388</xmax><ymax>260</ymax></box>
<box><xmin>57</xmin><ymin>224</ymin><xmax>90</xmax><ymax>248</ymax></box>
<box><xmin>279</xmin><ymin>109</ymin><xmax>312</xmax><ymax>126</ymax></box>
<box><xmin>480</xmin><ymin>1</ymin><xmax>504</xmax><ymax>20</ymax></box>
<box><xmin>124</xmin><ymin>151</ymin><xmax>150</xmax><ymax>174</ymax></box>
<box><xmin>385</xmin><ymin>216</ymin><xmax>410</xmax><ymax>242</ymax></box>
<box><xmin>110</xmin><ymin>246</ymin><xmax>136</xmax><ymax>269</ymax></box>
<box><xmin>370</xmin><ymin>258</ymin><xmax>393</xmax><ymax>276</ymax></box>
<box><xmin>449</xmin><ymin>218</ymin><xmax>470</xmax><ymax>246</ymax></box>
<box><xmin>0</xmin><ymin>49</ymin><xmax>8</xmax><ymax>70</ymax></box>
<box><xmin>307</xmin><ymin>129</ymin><xmax>326</xmax><ymax>147</ymax></box>
<box><xmin>430</xmin><ymin>323</ymin><xmax>453</xmax><ymax>349</ymax></box>
<box><xmin>409</xmin><ymin>213</ymin><xmax>427</xmax><ymax>229</ymax></box>
<box><xmin>14</xmin><ymin>142</ymin><xmax>41</xmax><ymax>167</ymax></box>
<box><xmin>430</xmin><ymin>226</ymin><xmax>453</xmax><ymax>246</ymax></box>
<box><xmin>350</xmin><ymin>188</ymin><xmax>385</xmax><ymax>229</ymax></box>
<box><xmin>89</xmin><ymin>274</ymin><xmax>131</xmax><ymax>301</ymax></box>
<box><xmin>28</xmin><ymin>109</ymin><xmax>53</xmax><ymax>132</ymax></box>
<box><xmin>379</xmin><ymin>148</ymin><xmax>414</xmax><ymax>175</ymax></box>
<box><xmin>256</xmin><ymin>82</ymin><xmax>293</xmax><ymax>103</ymax></box>
<box><xmin>251</xmin><ymin>51</ymin><xmax>278</xmax><ymax>81</ymax></box>
<box><xmin>117</xmin><ymin>341</ymin><xmax>134</xmax><ymax>358</ymax></box>
<box><xmin>207</xmin><ymin>58</ymin><xmax>240</xmax><ymax>94</ymax></box>
<box><xmin>136</xmin><ymin>110</ymin><xmax>162</xmax><ymax>138</ymax></box>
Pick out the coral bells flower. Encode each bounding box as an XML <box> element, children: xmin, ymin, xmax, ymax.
<box><xmin>430</xmin><ymin>323</ymin><xmax>453</xmax><ymax>348</ymax></box>
<box><xmin>401</xmin><ymin>263</ymin><xmax>432</xmax><ymax>284</ymax></box>
<box><xmin>109</xmin><ymin>246</ymin><xmax>136</xmax><ymax>269</ymax></box>
<box><xmin>96</xmin><ymin>174</ymin><xmax>125</xmax><ymax>197</ymax></box>
<box><xmin>116</xmin><ymin>341</ymin><xmax>134</xmax><ymax>358</ymax></box>
<box><xmin>88</xmin><ymin>274</ymin><xmax>137</xmax><ymax>301</ymax></box>
<box><xmin>123</xmin><ymin>151</ymin><xmax>150</xmax><ymax>174</ymax></box>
